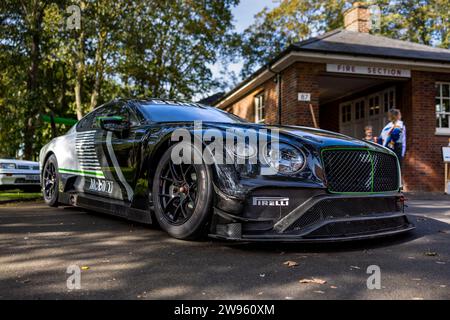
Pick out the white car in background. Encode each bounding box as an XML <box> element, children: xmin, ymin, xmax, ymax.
<box><xmin>0</xmin><ymin>159</ymin><xmax>40</xmax><ymax>188</ymax></box>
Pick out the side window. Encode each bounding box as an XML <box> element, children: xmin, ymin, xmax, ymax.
<box><xmin>94</xmin><ymin>103</ymin><xmax>139</xmax><ymax>128</ymax></box>
<box><xmin>92</xmin><ymin>104</ymin><xmax>116</xmax><ymax>129</ymax></box>
<box><xmin>116</xmin><ymin>104</ymin><xmax>139</xmax><ymax>126</ymax></box>
<box><xmin>76</xmin><ymin>112</ymin><xmax>97</xmax><ymax>131</ymax></box>
<box><xmin>77</xmin><ymin>103</ymin><xmax>140</xmax><ymax>132</ymax></box>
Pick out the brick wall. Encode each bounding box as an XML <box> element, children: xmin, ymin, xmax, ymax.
<box><xmin>228</xmin><ymin>62</ymin><xmax>324</xmax><ymax>127</ymax></box>
<box><xmin>402</xmin><ymin>71</ymin><xmax>450</xmax><ymax>192</ymax></box>
<box><xmin>280</xmin><ymin>62</ymin><xmax>324</xmax><ymax>127</ymax></box>
<box><xmin>227</xmin><ymin>79</ymin><xmax>277</xmax><ymax>124</ymax></box>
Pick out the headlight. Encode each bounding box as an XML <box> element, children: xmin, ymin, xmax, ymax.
<box><xmin>232</xmin><ymin>142</ymin><xmax>257</xmax><ymax>159</ymax></box>
<box><xmin>225</xmin><ymin>141</ymin><xmax>257</xmax><ymax>160</ymax></box>
<box><xmin>264</xmin><ymin>142</ymin><xmax>305</xmax><ymax>174</ymax></box>
<box><xmin>0</xmin><ymin>163</ymin><xmax>16</xmax><ymax>169</ymax></box>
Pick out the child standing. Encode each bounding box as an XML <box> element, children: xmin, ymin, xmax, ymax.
<box><xmin>380</xmin><ymin>109</ymin><xmax>406</xmax><ymax>167</ymax></box>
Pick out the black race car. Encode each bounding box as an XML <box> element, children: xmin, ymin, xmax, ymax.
<box><xmin>39</xmin><ymin>99</ymin><xmax>414</xmax><ymax>242</ymax></box>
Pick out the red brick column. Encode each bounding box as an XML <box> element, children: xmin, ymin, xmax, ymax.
<box><xmin>280</xmin><ymin>62</ymin><xmax>324</xmax><ymax>127</ymax></box>
<box><xmin>402</xmin><ymin>71</ymin><xmax>450</xmax><ymax>192</ymax></box>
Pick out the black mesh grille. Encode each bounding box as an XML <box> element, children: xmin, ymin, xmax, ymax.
<box><xmin>305</xmin><ymin>216</ymin><xmax>409</xmax><ymax>238</ymax></box>
<box><xmin>372</xmin><ymin>152</ymin><xmax>400</xmax><ymax>192</ymax></box>
<box><xmin>322</xmin><ymin>149</ymin><xmax>399</xmax><ymax>193</ymax></box>
<box><xmin>286</xmin><ymin>197</ymin><xmax>401</xmax><ymax>232</ymax></box>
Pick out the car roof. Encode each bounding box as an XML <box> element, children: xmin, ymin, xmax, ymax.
<box><xmin>132</xmin><ymin>98</ymin><xmax>209</xmax><ymax>108</ymax></box>
<box><xmin>93</xmin><ymin>98</ymin><xmax>212</xmax><ymax>112</ymax></box>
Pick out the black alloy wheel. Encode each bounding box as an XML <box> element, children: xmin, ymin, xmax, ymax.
<box><xmin>158</xmin><ymin>161</ymin><xmax>198</xmax><ymax>225</ymax></box>
<box><xmin>43</xmin><ymin>154</ymin><xmax>59</xmax><ymax>207</ymax></box>
<box><xmin>152</xmin><ymin>144</ymin><xmax>213</xmax><ymax>240</ymax></box>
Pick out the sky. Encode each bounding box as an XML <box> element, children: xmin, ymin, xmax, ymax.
<box><xmin>206</xmin><ymin>0</ymin><xmax>278</xmax><ymax>98</ymax></box>
<box><xmin>233</xmin><ymin>0</ymin><xmax>277</xmax><ymax>32</ymax></box>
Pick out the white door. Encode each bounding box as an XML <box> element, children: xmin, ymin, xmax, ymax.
<box><xmin>338</xmin><ymin>87</ymin><xmax>396</xmax><ymax>139</ymax></box>
<box><xmin>368</xmin><ymin>93</ymin><xmax>382</xmax><ymax>137</ymax></box>
<box><xmin>353</xmin><ymin>98</ymin><xmax>366</xmax><ymax>139</ymax></box>
<box><xmin>340</xmin><ymin>103</ymin><xmax>353</xmax><ymax>136</ymax></box>
<box><xmin>381</xmin><ymin>87</ymin><xmax>396</xmax><ymax>127</ymax></box>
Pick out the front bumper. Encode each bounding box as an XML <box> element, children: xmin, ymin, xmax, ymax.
<box><xmin>0</xmin><ymin>173</ymin><xmax>41</xmax><ymax>186</ymax></box>
<box><xmin>209</xmin><ymin>190</ymin><xmax>414</xmax><ymax>242</ymax></box>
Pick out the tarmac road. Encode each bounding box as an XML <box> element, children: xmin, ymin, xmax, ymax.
<box><xmin>0</xmin><ymin>198</ymin><xmax>449</xmax><ymax>300</ymax></box>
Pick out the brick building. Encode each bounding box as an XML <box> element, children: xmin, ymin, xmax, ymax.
<box><xmin>214</xmin><ymin>2</ymin><xmax>450</xmax><ymax>192</ymax></box>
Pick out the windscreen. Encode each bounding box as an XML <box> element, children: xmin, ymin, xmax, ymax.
<box><xmin>138</xmin><ymin>101</ymin><xmax>248</xmax><ymax>123</ymax></box>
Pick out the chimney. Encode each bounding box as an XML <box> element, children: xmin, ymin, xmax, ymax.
<box><xmin>344</xmin><ymin>2</ymin><xmax>371</xmax><ymax>33</ymax></box>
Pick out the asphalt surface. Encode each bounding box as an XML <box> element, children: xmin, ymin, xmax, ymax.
<box><xmin>0</xmin><ymin>198</ymin><xmax>449</xmax><ymax>300</ymax></box>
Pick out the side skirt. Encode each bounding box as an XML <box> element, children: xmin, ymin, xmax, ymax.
<box><xmin>58</xmin><ymin>192</ymin><xmax>152</xmax><ymax>224</ymax></box>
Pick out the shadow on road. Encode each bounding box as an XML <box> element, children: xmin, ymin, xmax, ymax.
<box><xmin>0</xmin><ymin>202</ymin><xmax>448</xmax><ymax>299</ymax></box>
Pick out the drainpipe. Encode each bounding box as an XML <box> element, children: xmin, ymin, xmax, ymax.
<box><xmin>268</xmin><ymin>66</ymin><xmax>282</xmax><ymax>126</ymax></box>
<box><xmin>276</xmin><ymin>73</ymin><xmax>282</xmax><ymax>126</ymax></box>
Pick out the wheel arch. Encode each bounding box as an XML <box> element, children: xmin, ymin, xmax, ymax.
<box><xmin>144</xmin><ymin>135</ymin><xmax>174</xmax><ymax>188</ymax></box>
<box><xmin>41</xmin><ymin>151</ymin><xmax>56</xmax><ymax>181</ymax></box>
<box><xmin>140</xmin><ymin>130</ymin><xmax>221</xmax><ymax>190</ymax></box>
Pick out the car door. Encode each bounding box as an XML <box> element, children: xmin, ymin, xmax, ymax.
<box><xmin>93</xmin><ymin>102</ymin><xmax>143</xmax><ymax>203</ymax></box>
<box><xmin>73</xmin><ymin>108</ymin><xmax>107</xmax><ymax>195</ymax></box>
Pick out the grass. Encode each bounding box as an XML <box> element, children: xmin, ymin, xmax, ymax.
<box><xmin>0</xmin><ymin>189</ymin><xmax>42</xmax><ymax>202</ymax></box>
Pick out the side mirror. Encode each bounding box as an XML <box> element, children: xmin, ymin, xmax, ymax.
<box><xmin>97</xmin><ymin>116</ymin><xmax>130</xmax><ymax>134</ymax></box>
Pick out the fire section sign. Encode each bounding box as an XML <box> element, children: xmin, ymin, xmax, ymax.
<box><xmin>327</xmin><ymin>64</ymin><xmax>411</xmax><ymax>78</ymax></box>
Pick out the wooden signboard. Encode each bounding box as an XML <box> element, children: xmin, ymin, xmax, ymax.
<box><xmin>444</xmin><ymin>141</ymin><xmax>450</xmax><ymax>194</ymax></box>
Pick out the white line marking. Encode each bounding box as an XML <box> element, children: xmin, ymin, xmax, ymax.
<box><xmin>106</xmin><ymin>131</ymin><xmax>134</xmax><ymax>202</ymax></box>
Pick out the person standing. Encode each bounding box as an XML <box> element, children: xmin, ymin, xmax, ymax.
<box><xmin>379</xmin><ymin>109</ymin><xmax>406</xmax><ymax>167</ymax></box>
<box><xmin>363</xmin><ymin>125</ymin><xmax>373</xmax><ymax>141</ymax></box>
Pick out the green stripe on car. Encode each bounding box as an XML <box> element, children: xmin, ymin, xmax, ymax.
<box><xmin>59</xmin><ymin>168</ymin><xmax>105</xmax><ymax>178</ymax></box>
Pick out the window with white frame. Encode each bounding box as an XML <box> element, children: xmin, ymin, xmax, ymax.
<box><xmin>341</xmin><ymin>103</ymin><xmax>352</xmax><ymax>123</ymax></box>
<box><xmin>339</xmin><ymin>87</ymin><xmax>396</xmax><ymax>138</ymax></box>
<box><xmin>436</xmin><ymin>82</ymin><xmax>450</xmax><ymax>133</ymax></box>
<box><xmin>355</xmin><ymin>100</ymin><xmax>365</xmax><ymax>120</ymax></box>
<box><xmin>254</xmin><ymin>92</ymin><xmax>265</xmax><ymax>124</ymax></box>
<box><xmin>383</xmin><ymin>88</ymin><xmax>395</xmax><ymax>112</ymax></box>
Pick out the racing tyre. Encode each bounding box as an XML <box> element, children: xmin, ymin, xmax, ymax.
<box><xmin>42</xmin><ymin>154</ymin><xmax>59</xmax><ymax>207</ymax></box>
<box><xmin>152</xmin><ymin>143</ymin><xmax>213</xmax><ymax>240</ymax></box>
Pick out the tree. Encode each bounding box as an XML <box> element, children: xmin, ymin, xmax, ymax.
<box><xmin>239</xmin><ymin>0</ymin><xmax>347</xmax><ymax>78</ymax></box>
<box><xmin>239</xmin><ymin>0</ymin><xmax>450</xmax><ymax>77</ymax></box>
<box><xmin>0</xmin><ymin>0</ymin><xmax>239</xmax><ymax>159</ymax></box>
<box><xmin>116</xmin><ymin>0</ymin><xmax>239</xmax><ymax>100</ymax></box>
<box><xmin>0</xmin><ymin>0</ymin><xmax>49</xmax><ymax>159</ymax></box>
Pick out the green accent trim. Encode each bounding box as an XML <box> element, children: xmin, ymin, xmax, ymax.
<box><xmin>96</xmin><ymin>116</ymin><xmax>123</xmax><ymax>126</ymax></box>
<box><xmin>41</xmin><ymin>115</ymin><xmax>78</xmax><ymax>126</ymax></box>
<box><xmin>59</xmin><ymin>168</ymin><xmax>105</xmax><ymax>177</ymax></box>
<box><xmin>368</xmin><ymin>150</ymin><xmax>375</xmax><ymax>192</ymax></box>
<box><xmin>96</xmin><ymin>116</ymin><xmax>123</xmax><ymax>120</ymax></box>
<box><xmin>321</xmin><ymin>147</ymin><xmax>399</xmax><ymax>195</ymax></box>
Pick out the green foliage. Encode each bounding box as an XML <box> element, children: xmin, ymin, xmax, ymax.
<box><xmin>0</xmin><ymin>190</ymin><xmax>42</xmax><ymax>202</ymax></box>
<box><xmin>239</xmin><ymin>0</ymin><xmax>450</xmax><ymax>77</ymax></box>
<box><xmin>0</xmin><ymin>0</ymin><xmax>238</xmax><ymax>159</ymax></box>
<box><xmin>1</xmin><ymin>0</ymin><xmax>449</xmax><ymax>159</ymax></box>
<box><xmin>379</xmin><ymin>0</ymin><xmax>450</xmax><ymax>47</ymax></box>
<box><xmin>239</xmin><ymin>0</ymin><xmax>348</xmax><ymax>77</ymax></box>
